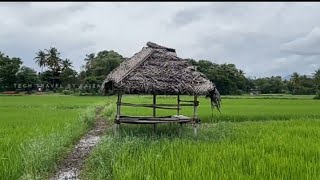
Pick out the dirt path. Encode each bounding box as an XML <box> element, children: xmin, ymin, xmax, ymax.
<box><xmin>51</xmin><ymin>106</ymin><xmax>109</xmax><ymax>180</ymax></box>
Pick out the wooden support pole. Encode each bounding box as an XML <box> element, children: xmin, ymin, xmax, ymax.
<box><xmin>193</xmin><ymin>95</ymin><xmax>198</xmax><ymax>122</ymax></box>
<box><xmin>193</xmin><ymin>95</ymin><xmax>198</xmax><ymax>136</ymax></box>
<box><xmin>153</xmin><ymin>94</ymin><xmax>156</xmax><ymax>117</ymax></box>
<box><xmin>115</xmin><ymin>91</ymin><xmax>122</xmax><ymax>135</ymax></box>
<box><xmin>116</xmin><ymin>91</ymin><xmax>122</xmax><ymax>124</ymax></box>
<box><xmin>193</xmin><ymin>123</ymin><xmax>198</xmax><ymax>136</ymax></box>
<box><xmin>177</xmin><ymin>94</ymin><xmax>180</xmax><ymax>115</ymax></box>
<box><xmin>153</xmin><ymin>94</ymin><xmax>156</xmax><ymax>132</ymax></box>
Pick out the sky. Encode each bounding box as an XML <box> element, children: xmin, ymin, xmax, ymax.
<box><xmin>0</xmin><ymin>2</ymin><xmax>320</xmax><ymax>78</ymax></box>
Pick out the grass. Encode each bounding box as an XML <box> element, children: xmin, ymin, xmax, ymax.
<box><xmin>1</xmin><ymin>94</ymin><xmax>320</xmax><ymax>179</ymax></box>
<box><xmin>0</xmin><ymin>95</ymin><xmax>106</xmax><ymax>180</ymax></box>
<box><xmin>222</xmin><ymin>94</ymin><xmax>315</xmax><ymax>99</ymax></box>
<box><xmin>82</xmin><ymin>120</ymin><xmax>320</xmax><ymax>180</ymax></box>
<box><xmin>81</xmin><ymin>94</ymin><xmax>320</xmax><ymax>179</ymax></box>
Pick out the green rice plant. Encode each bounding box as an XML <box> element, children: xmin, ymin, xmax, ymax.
<box><xmin>0</xmin><ymin>95</ymin><xmax>107</xmax><ymax>180</ymax></box>
<box><xmin>314</xmin><ymin>91</ymin><xmax>320</xmax><ymax>99</ymax></box>
<box><xmin>2</xmin><ymin>94</ymin><xmax>320</xmax><ymax>179</ymax></box>
<box><xmin>82</xmin><ymin>119</ymin><xmax>320</xmax><ymax>180</ymax></box>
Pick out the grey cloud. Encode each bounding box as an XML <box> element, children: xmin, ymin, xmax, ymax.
<box><xmin>281</xmin><ymin>27</ymin><xmax>320</xmax><ymax>56</ymax></box>
<box><xmin>171</xmin><ymin>7</ymin><xmax>204</xmax><ymax>27</ymax></box>
<box><xmin>80</xmin><ymin>22</ymin><xmax>96</xmax><ymax>32</ymax></box>
<box><xmin>0</xmin><ymin>2</ymin><xmax>31</xmax><ymax>8</ymax></box>
<box><xmin>20</xmin><ymin>3</ymin><xmax>90</xmax><ymax>27</ymax></box>
<box><xmin>266</xmin><ymin>55</ymin><xmax>320</xmax><ymax>76</ymax></box>
<box><xmin>0</xmin><ymin>2</ymin><xmax>320</xmax><ymax>77</ymax></box>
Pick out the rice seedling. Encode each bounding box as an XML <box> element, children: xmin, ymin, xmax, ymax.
<box><xmin>81</xmin><ymin>94</ymin><xmax>320</xmax><ymax>179</ymax></box>
<box><xmin>0</xmin><ymin>95</ymin><xmax>106</xmax><ymax>180</ymax></box>
<box><xmin>83</xmin><ymin>120</ymin><xmax>320</xmax><ymax>180</ymax></box>
<box><xmin>2</xmin><ymin>94</ymin><xmax>320</xmax><ymax>179</ymax></box>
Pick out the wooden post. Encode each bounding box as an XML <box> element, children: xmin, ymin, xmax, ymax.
<box><xmin>116</xmin><ymin>91</ymin><xmax>122</xmax><ymax>127</ymax></box>
<box><xmin>153</xmin><ymin>94</ymin><xmax>156</xmax><ymax>117</ymax></box>
<box><xmin>193</xmin><ymin>95</ymin><xmax>198</xmax><ymax>136</ymax></box>
<box><xmin>177</xmin><ymin>94</ymin><xmax>180</xmax><ymax>115</ymax></box>
<box><xmin>153</xmin><ymin>94</ymin><xmax>156</xmax><ymax>132</ymax></box>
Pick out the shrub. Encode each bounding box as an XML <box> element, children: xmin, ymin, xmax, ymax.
<box><xmin>62</xmin><ymin>90</ymin><xmax>73</xmax><ymax>95</ymax></box>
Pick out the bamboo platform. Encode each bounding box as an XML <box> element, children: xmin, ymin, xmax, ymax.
<box><xmin>115</xmin><ymin>115</ymin><xmax>196</xmax><ymax>124</ymax></box>
<box><xmin>114</xmin><ymin>93</ymin><xmax>200</xmax><ymax>135</ymax></box>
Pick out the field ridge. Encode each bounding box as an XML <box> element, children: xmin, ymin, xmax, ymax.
<box><xmin>51</xmin><ymin>105</ymin><xmax>111</xmax><ymax>180</ymax></box>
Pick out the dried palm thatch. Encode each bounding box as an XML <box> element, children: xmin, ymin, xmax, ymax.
<box><xmin>101</xmin><ymin>42</ymin><xmax>221</xmax><ymax>110</ymax></box>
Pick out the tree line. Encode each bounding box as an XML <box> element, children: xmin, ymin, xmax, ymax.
<box><xmin>0</xmin><ymin>48</ymin><xmax>319</xmax><ymax>96</ymax></box>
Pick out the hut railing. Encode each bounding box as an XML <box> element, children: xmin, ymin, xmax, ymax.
<box><xmin>118</xmin><ymin>102</ymin><xmax>198</xmax><ymax>110</ymax></box>
<box><xmin>114</xmin><ymin>92</ymin><xmax>201</xmax><ymax>136</ymax></box>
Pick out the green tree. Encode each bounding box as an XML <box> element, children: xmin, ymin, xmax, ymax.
<box><xmin>314</xmin><ymin>68</ymin><xmax>320</xmax><ymax>92</ymax></box>
<box><xmin>17</xmin><ymin>66</ymin><xmax>39</xmax><ymax>85</ymax></box>
<box><xmin>192</xmin><ymin>60</ymin><xmax>248</xmax><ymax>95</ymax></box>
<box><xmin>0</xmin><ymin>52</ymin><xmax>22</xmax><ymax>90</ymax></box>
<box><xmin>84</xmin><ymin>53</ymin><xmax>95</xmax><ymax>70</ymax></box>
<box><xmin>60</xmin><ymin>68</ymin><xmax>78</xmax><ymax>88</ymax></box>
<box><xmin>45</xmin><ymin>47</ymin><xmax>62</xmax><ymax>71</ymax></box>
<box><xmin>42</xmin><ymin>47</ymin><xmax>63</xmax><ymax>89</ymax></box>
<box><xmin>61</xmin><ymin>58</ymin><xmax>73</xmax><ymax>71</ymax></box>
<box><xmin>16</xmin><ymin>66</ymin><xmax>39</xmax><ymax>92</ymax></box>
<box><xmin>290</xmin><ymin>72</ymin><xmax>300</xmax><ymax>94</ymax></box>
<box><xmin>83</xmin><ymin>50</ymin><xmax>124</xmax><ymax>85</ymax></box>
<box><xmin>34</xmin><ymin>50</ymin><xmax>47</xmax><ymax>73</ymax></box>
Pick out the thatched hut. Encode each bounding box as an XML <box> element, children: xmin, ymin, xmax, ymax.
<box><xmin>101</xmin><ymin>42</ymin><xmax>221</xmax><ymax>131</ymax></box>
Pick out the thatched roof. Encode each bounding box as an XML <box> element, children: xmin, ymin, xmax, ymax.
<box><xmin>101</xmin><ymin>42</ymin><xmax>218</xmax><ymax>96</ymax></box>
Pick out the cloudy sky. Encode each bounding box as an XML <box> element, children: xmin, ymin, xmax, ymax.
<box><xmin>1</xmin><ymin>2</ymin><xmax>320</xmax><ymax>78</ymax></box>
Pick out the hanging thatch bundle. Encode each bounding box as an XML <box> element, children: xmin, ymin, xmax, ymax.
<box><xmin>101</xmin><ymin>42</ymin><xmax>221</xmax><ymax>110</ymax></box>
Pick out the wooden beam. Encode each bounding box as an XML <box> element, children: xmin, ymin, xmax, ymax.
<box><xmin>120</xmin><ymin>102</ymin><xmax>181</xmax><ymax>110</ymax></box>
<box><xmin>117</xmin><ymin>117</ymin><xmax>191</xmax><ymax>121</ymax></box>
<box><xmin>179</xmin><ymin>100</ymin><xmax>199</xmax><ymax>103</ymax></box>
<box><xmin>118</xmin><ymin>119</ymin><xmax>191</xmax><ymax>124</ymax></box>
<box><xmin>119</xmin><ymin>102</ymin><xmax>193</xmax><ymax>107</ymax></box>
<box><xmin>119</xmin><ymin>115</ymin><xmax>172</xmax><ymax>118</ymax></box>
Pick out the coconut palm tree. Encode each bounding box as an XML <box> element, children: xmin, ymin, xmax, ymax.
<box><xmin>61</xmin><ymin>58</ymin><xmax>73</xmax><ymax>71</ymax></box>
<box><xmin>45</xmin><ymin>47</ymin><xmax>61</xmax><ymax>71</ymax></box>
<box><xmin>44</xmin><ymin>47</ymin><xmax>62</xmax><ymax>89</ymax></box>
<box><xmin>34</xmin><ymin>50</ymin><xmax>47</xmax><ymax>73</ymax></box>
<box><xmin>291</xmin><ymin>72</ymin><xmax>300</xmax><ymax>94</ymax></box>
<box><xmin>84</xmin><ymin>53</ymin><xmax>95</xmax><ymax>69</ymax></box>
<box><xmin>314</xmin><ymin>68</ymin><xmax>320</xmax><ymax>91</ymax></box>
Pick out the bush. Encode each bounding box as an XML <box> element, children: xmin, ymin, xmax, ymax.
<box><xmin>78</xmin><ymin>92</ymin><xmax>92</xmax><ymax>96</ymax></box>
<box><xmin>62</xmin><ymin>90</ymin><xmax>73</xmax><ymax>95</ymax></box>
